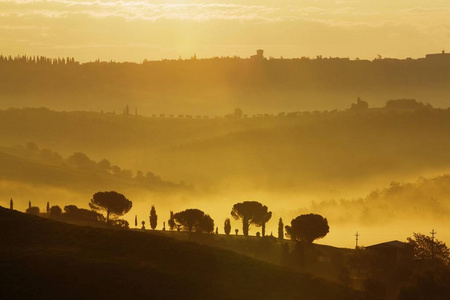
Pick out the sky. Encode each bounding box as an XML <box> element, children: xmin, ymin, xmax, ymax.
<box><xmin>0</xmin><ymin>0</ymin><xmax>449</xmax><ymax>62</ymax></box>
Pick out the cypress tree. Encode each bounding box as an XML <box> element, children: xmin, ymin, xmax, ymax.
<box><xmin>149</xmin><ymin>205</ymin><xmax>157</xmax><ymax>230</ymax></box>
<box><xmin>278</xmin><ymin>218</ymin><xmax>284</xmax><ymax>240</ymax></box>
<box><xmin>224</xmin><ymin>218</ymin><xmax>231</xmax><ymax>235</ymax></box>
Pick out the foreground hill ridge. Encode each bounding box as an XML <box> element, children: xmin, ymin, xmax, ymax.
<box><xmin>0</xmin><ymin>206</ymin><xmax>368</xmax><ymax>300</ymax></box>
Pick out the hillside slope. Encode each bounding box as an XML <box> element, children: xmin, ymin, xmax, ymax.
<box><xmin>0</xmin><ymin>207</ymin><xmax>368</xmax><ymax>300</ymax></box>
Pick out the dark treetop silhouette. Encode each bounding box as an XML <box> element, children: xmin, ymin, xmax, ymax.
<box><xmin>231</xmin><ymin>201</ymin><xmax>271</xmax><ymax>236</ymax></box>
<box><xmin>149</xmin><ymin>205</ymin><xmax>158</xmax><ymax>230</ymax></box>
<box><xmin>168</xmin><ymin>211</ymin><xmax>175</xmax><ymax>231</ymax></box>
<box><xmin>285</xmin><ymin>214</ymin><xmax>329</xmax><ymax>243</ymax></box>
<box><xmin>173</xmin><ymin>209</ymin><xmax>214</xmax><ymax>233</ymax></box>
<box><xmin>224</xmin><ymin>218</ymin><xmax>231</xmax><ymax>235</ymax></box>
<box><xmin>256</xmin><ymin>208</ymin><xmax>272</xmax><ymax>237</ymax></box>
<box><xmin>407</xmin><ymin>232</ymin><xmax>450</xmax><ymax>265</ymax></box>
<box><xmin>278</xmin><ymin>218</ymin><xmax>284</xmax><ymax>240</ymax></box>
<box><xmin>26</xmin><ymin>206</ymin><xmax>40</xmax><ymax>216</ymax></box>
<box><xmin>89</xmin><ymin>191</ymin><xmax>132</xmax><ymax>223</ymax></box>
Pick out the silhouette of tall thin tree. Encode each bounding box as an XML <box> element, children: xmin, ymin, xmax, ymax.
<box><xmin>224</xmin><ymin>218</ymin><xmax>231</xmax><ymax>235</ymax></box>
<box><xmin>149</xmin><ymin>205</ymin><xmax>157</xmax><ymax>230</ymax></box>
<box><xmin>278</xmin><ymin>218</ymin><xmax>284</xmax><ymax>240</ymax></box>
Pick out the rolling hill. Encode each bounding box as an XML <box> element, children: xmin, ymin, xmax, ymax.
<box><xmin>0</xmin><ymin>207</ymin><xmax>368</xmax><ymax>300</ymax></box>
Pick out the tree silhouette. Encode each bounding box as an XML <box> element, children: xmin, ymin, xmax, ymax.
<box><xmin>141</xmin><ymin>221</ymin><xmax>145</xmax><ymax>230</ymax></box>
<box><xmin>231</xmin><ymin>201</ymin><xmax>270</xmax><ymax>236</ymax></box>
<box><xmin>26</xmin><ymin>206</ymin><xmax>40</xmax><ymax>215</ymax></box>
<box><xmin>256</xmin><ymin>209</ymin><xmax>272</xmax><ymax>237</ymax></box>
<box><xmin>285</xmin><ymin>214</ymin><xmax>329</xmax><ymax>243</ymax></box>
<box><xmin>407</xmin><ymin>232</ymin><xmax>450</xmax><ymax>264</ymax></box>
<box><xmin>224</xmin><ymin>218</ymin><xmax>231</xmax><ymax>235</ymax></box>
<box><xmin>46</xmin><ymin>202</ymin><xmax>50</xmax><ymax>214</ymax></box>
<box><xmin>64</xmin><ymin>205</ymin><xmax>105</xmax><ymax>222</ymax></box>
<box><xmin>149</xmin><ymin>205</ymin><xmax>157</xmax><ymax>230</ymax></box>
<box><xmin>28</xmin><ymin>201</ymin><xmax>31</xmax><ymax>209</ymax></box>
<box><xmin>89</xmin><ymin>191</ymin><xmax>132</xmax><ymax>223</ymax></box>
<box><xmin>173</xmin><ymin>209</ymin><xmax>214</xmax><ymax>233</ymax></box>
<box><xmin>398</xmin><ymin>265</ymin><xmax>450</xmax><ymax>300</ymax></box>
<box><xmin>9</xmin><ymin>198</ymin><xmax>13</xmax><ymax>210</ymax></box>
<box><xmin>168</xmin><ymin>211</ymin><xmax>175</xmax><ymax>230</ymax></box>
<box><xmin>234</xmin><ymin>108</ymin><xmax>243</xmax><ymax>118</ymax></box>
<box><xmin>278</xmin><ymin>218</ymin><xmax>284</xmax><ymax>240</ymax></box>
<box><xmin>135</xmin><ymin>215</ymin><xmax>137</xmax><ymax>227</ymax></box>
<box><xmin>49</xmin><ymin>205</ymin><xmax>62</xmax><ymax>216</ymax></box>
<box><xmin>235</xmin><ymin>229</ymin><xmax>239</xmax><ymax>235</ymax></box>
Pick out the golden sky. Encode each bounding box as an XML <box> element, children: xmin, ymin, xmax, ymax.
<box><xmin>1</xmin><ymin>0</ymin><xmax>449</xmax><ymax>61</ymax></box>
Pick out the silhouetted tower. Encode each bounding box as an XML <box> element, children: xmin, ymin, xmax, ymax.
<box><xmin>251</xmin><ymin>49</ymin><xmax>264</xmax><ymax>60</ymax></box>
<box><xmin>28</xmin><ymin>201</ymin><xmax>31</xmax><ymax>209</ymax></box>
<box><xmin>355</xmin><ymin>231</ymin><xmax>359</xmax><ymax>249</ymax></box>
<box><xmin>135</xmin><ymin>215</ymin><xmax>137</xmax><ymax>228</ymax></box>
<box><xmin>10</xmin><ymin>198</ymin><xmax>13</xmax><ymax>210</ymax></box>
<box><xmin>163</xmin><ymin>221</ymin><xmax>166</xmax><ymax>231</ymax></box>
<box><xmin>430</xmin><ymin>229</ymin><xmax>437</xmax><ymax>260</ymax></box>
<box><xmin>46</xmin><ymin>202</ymin><xmax>50</xmax><ymax>213</ymax></box>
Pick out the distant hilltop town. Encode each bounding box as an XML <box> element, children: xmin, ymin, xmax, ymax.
<box><xmin>2</xmin><ymin>48</ymin><xmax>450</xmax><ymax>115</ymax></box>
<box><xmin>1</xmin><ymin>49</ymin><xmax>450</xmax><ymax>64</ymax></box>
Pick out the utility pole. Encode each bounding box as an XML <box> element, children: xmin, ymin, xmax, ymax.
<box><xmin>430</xmin><ymin>229</ymin><xmax>437</xmax><ymax>260</ymax></box>
<box><xmin>355</xmin><ymin>231</ymin><xmax>360</xmax><ymax>249</ymax></box>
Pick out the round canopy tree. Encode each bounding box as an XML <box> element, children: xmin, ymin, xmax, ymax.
<box><xmin>231</xmin><ymin>201</ymin><xmax>271</xmax><ymax>236</ymax></box>
<box><xmin>89</xmin><ymin>191</ymin><xmax>132</xmax><ymax>223</ymax></box>
<box><xmin>285</xmin><ymin>214</ymin><xmax>329</xmax><ymax>243</ymax></box>
<box><xmin>173</xmin><ymin>209</ymin><xmax>214</xmax><ymax>233</ymax></box>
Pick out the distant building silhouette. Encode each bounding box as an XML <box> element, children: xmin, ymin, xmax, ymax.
<box><xmin>251</xmin><ymin>49</ymin><xmax>265</xmax><ymax>60</ymax></box>
<box><xmin>366</xmin><ymin>240</ymin><xmax>413</xmax><ymax>266</ymax></box>
<box><xmin>350</xmin><ymin>97</ymin><xmax>369</xmax><ymax>111</ymax></box>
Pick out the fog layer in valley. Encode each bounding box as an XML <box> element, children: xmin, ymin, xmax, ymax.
<box><xmin>1</xmin><ymin>102</ymin><xmax>449</xmax><ymax>247</ymax></box>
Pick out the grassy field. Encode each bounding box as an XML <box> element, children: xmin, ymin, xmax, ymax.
<box><xmin>0</xmin><ymin>207</ymin><xmax>370</xmax><ymax>300</ymax></box>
